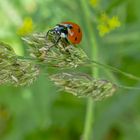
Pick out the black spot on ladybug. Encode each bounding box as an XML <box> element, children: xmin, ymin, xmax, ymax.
<box><xmin>69</xmin><ymin>26</ymin><xmax>73</xmax><ymax>29</ymax></box>
<box><xmin>75</xmin><ymin>37</ymin><xmax>77</xmax><ymax>41</ymax></box>
<box><xmin>78</xmin><ymin>28</ymin><xmax>81</xmax><ymax>33</ymax></box>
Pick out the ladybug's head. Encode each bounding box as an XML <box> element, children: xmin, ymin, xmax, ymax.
<box><xmin>51</xmin><ymin>24</ymin><xmax>68</xmax><ymax>38</ymax></box>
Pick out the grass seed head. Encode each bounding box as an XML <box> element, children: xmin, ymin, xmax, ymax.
<box><xmin>23</xmin><ymin>33</ymin><xmax>89</xmax><ymax>69</ymax></box>
<box><xmin>50</xmin><ymin>72</ymin><xmax>117</xmax><ymax>101</ymax></box>
<box><xmin>0</xmin><ymin>42</ymin><xmax>39</xmax><ymax>86</ymax></box>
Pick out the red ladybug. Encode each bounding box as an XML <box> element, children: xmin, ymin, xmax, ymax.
<box><xmin>46</xmin><ymin>22</ymin><xmax>82</xmax><ymax>47</ymax></box>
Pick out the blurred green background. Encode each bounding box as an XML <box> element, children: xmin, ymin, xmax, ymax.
<box><xmin>0</xmin><ymin>0</ymin><xmax>140</xmax><ymax>140</ymax></box>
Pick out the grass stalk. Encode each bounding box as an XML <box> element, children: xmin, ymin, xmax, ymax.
<box><xmin>81</xmin><ymin>0</ymin><xmax>99</xmax><ymax>140</ymax></box>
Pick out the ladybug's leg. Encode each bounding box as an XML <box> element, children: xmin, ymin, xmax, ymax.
<box><xmin>46</xmin><ymin>29</ymin><xmax>54</xmax><ymax>39</ymax></box>
<box><xmin>62</xmin><ymin>38</ymin><xmax>71</xmax><ymax>54</ymax></box>
<box><xmin>64</xmin><ymin>38</ymin><xmax>70</xmax><ymax>44</ymax></box>
<box><xmin>51</xmin><ymin>36</ymin><xmax>61</xmax><ymax>47</ymax></box>
<box><xmin>46</xmin><ymin>28</ymin><xmax>62</xmax><ymax>46</ymax></box>
<box><xmin>45</xmin><ymin>28</ymin><xmax>61</xmax><ymax>51</ymax></box>
<box><xmin>45</xmin><ymin>36</ymin><xmax>61</xmax><ymax>52</ymax></box>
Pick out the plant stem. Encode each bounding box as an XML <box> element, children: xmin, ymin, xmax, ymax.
<box><xmin>81</xmin><ymin>0</ymin><xmax>99</xmax><ymax>140</ymax></box>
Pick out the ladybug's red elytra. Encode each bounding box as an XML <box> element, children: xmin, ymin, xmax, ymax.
<box><xmin>46</xmin><ymin>22</ymin><xmax>82</xmax><ymax>47</ymax></box>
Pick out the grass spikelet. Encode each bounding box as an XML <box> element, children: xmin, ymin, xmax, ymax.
<box><xmin>50</xmin><ymin>72</ymin><xmax>117</xmax><ymax>101</ymax></box>
<box><xmin>0</xmin><ymin>42</ymin><xmax>39</xmax><ymax>86</ymax></box>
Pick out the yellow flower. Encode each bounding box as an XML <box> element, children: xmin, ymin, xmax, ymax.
<box><xmin>90</xmin><ymin>0</ymin><xmax>100</xmax><ymax>7</ymax></box>
<box><xmin>100</xmin><ymin>13</ymin><xmax>109</xmax><ymax>22</ymax></box>
<box><xmin>97</xmin><ymin>24</ymin><xmax>110</xmax><ymax>36</ymax></box>
<box><xmin>17</xmin><ymin>17</ymin><xmax>34</xmax><ymax>36</ymax></box>
<box><xmin>97</xmin><ymin>13</ymin><xmax>121</xmax><ymax>36</ymax></box>
<box><xmin>108</xmin><ymin>16</ymin><xmax>121</xmax><ymax>30</ymax></box>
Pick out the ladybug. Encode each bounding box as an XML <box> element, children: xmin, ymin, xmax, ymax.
<box><xmin>46</xmin><ymin>22</ymin><xmax>82</xmax><ymax>47</ymax></box>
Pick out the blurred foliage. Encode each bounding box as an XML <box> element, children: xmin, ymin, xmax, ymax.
<box><xmin>0</xmin><ymin>0</ymin><xmax>140</xmax><ymax>140</ymax></box>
